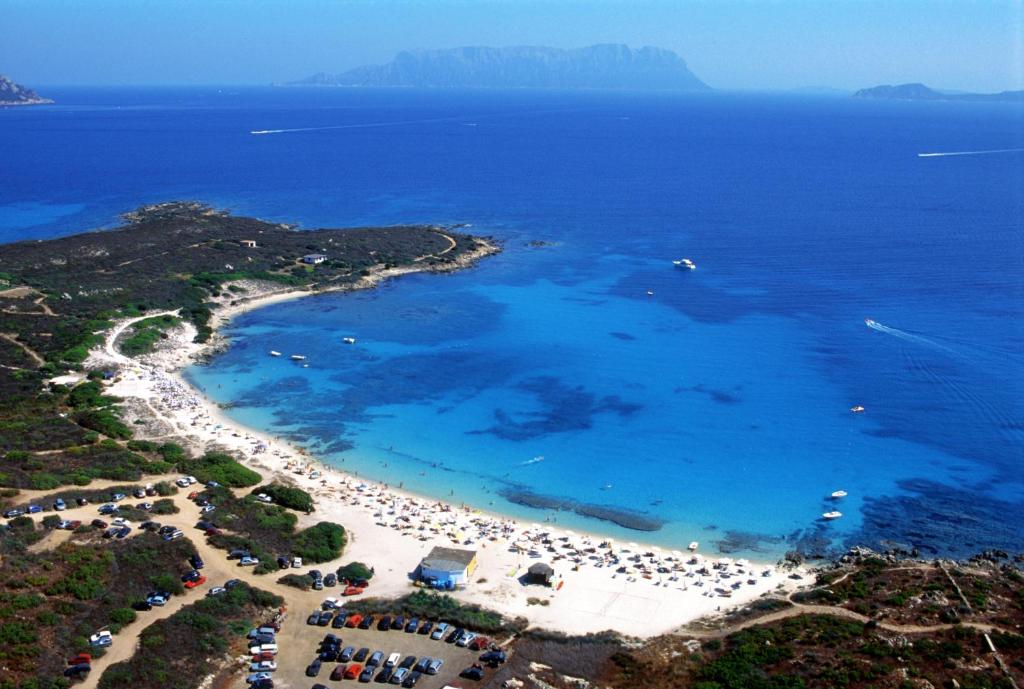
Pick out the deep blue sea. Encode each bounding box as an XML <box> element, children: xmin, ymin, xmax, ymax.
<box><xmin>2</xmin><ymin>87</ymin><xmax>1022</xmax><ymax>558</ymax></box>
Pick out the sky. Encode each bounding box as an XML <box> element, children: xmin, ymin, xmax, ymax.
<box><xmin>2</xmin><ymin>0</ymin><xmax>1022</xmax><ymax>92</ymax></box>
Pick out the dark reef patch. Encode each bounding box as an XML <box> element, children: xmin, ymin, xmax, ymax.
<box><xmin>499</xmin><ymin>487</ymin><xmax>666</xmax><ymax>532</ymax></box>
<box><xmin>844</xmin><ymin>478</ymin><xmax>1024</xmax><ymax>559</ymax></box>
<box><xmin>675</xmin><ymin>383</ymin><xmax>741</xmax><ymax>405</ymax></box>
<box><xmin>609</xmin><ymin>331</ymin><xmax>636</xmax><ymax>341</ymax></box>
<box><xmin>471</xmin><ymin>376</ymin><xmax>641</xmax><ymax>441</ymax></box>
<box><xmin>714</xmin><ymin>530</ymin><xmax>784</xmax><ymax>554</ymax></box>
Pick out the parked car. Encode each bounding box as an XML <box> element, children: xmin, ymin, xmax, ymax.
<box><xmin>460</xmin><ymin>665</ymin><xmax>485</xmax><ymax>681</ymax></box>
<box><xmin>353</xmin><ymin>647</ymin><xmax>370</xmax><ymax>662</ymax></box>
<box><xmin>313</xmin><ymin>578</ymin><xmax>324</xmax><ymax>591</ymax></box>
<box><xmin>189</xmin><ymin>554</ymin><xmax>204</xmax><ymax>569</ymax></box>
<box><xmin>27</xmin><ymin>504</ymin><xmax>43</xmax><ymax>514</ymax></box>
<box><xmin>54</xmin><ymin>499</ymin><xmax>67</xmax><ymax>511</ymax></box>
<box><xmin>139</xmin><ymin>521</ymin><xmax>160</xmax><ymax>531</ymax></box>
<box><xmin>146</xmin><ymin>594</ymin><xmax>168</xmax><ymax>606</ymax></box>
<box><xmin>317</xmin><ymin>610</ymin><xmax>333</xmax><ymax>626</ymax></box>
<box><xmin>401</xmin><ymin>670</ymin><xmax>421</xmax><ymax>688</ymax></box>
<box><xmin>330</xmin><ymin>666</ymin><xmax>346</xmax><ymax>681</ymax></box>
<box><xmin>184</xmin><ymin>575</ymin><xmax>207</xmax><ymax>589</ymax></box>
<box><xmin>417</xmin><ymin>620</ymin><xmax>433</xmax><ymax>635</ymax></box>
<box><xmin>65</xmin><ymin>519</ymin><xmax>82</xmax><ymax>530</ymax></box>
<box><xmin>225</xmin><ymin>579</ymin><xmax>242</xmax><ymax>589</ymax></box>
<box><xmin>469</xmin><ymin>635</ymin><xmax>490</xmax><ymax>651</ymax></box>
<box><xmin>291</xmin><ymin>556</ymin><xmax>302</xmax><ymax>567</ymax></box>
<box><xmin>321</xmin><ymin>597</ymin><xmax>341</xmax><ymax>610</ymax></box>
<box><xmin>456</xmin><ymin>631</ymin><xmax>477</xmax><ymax>648</ymax></box>
<box><xmin>98</xmin><ymin>504</ymin><xmax>118</xmax><ymax>515</ymax></box>
<box><xmin>339</xmin><ymin>646</ymin><xmax>356</xmax><ymax>662</ymax></box>
<box><xmin>331</xmin><ymin>612</ymin><xmax>348</xmax><ymax>628</ymax></box>
<box><xmin>245</xmin><ymin>672</ymin><xmax>272</xmax><ymax>684</ymax></box>
<box><xmin>239</xmin><ymin>556</ymin><xmax>259</xmax><ymax>566</ymax></box>
<box><xmin>391</xmin><ymin>615</ymin><xmax>405</xmax><ymax>631</ymax></box>
<box><xmin>390</xmin><ymin>668</ymin><xmax>409</xmax><ymax>685</ymax></box>
<box><xmin>207</xmin><ymin>587</ymin><xmax>227</xmax><ymax>596</ymax></box>
<box><xmin>358</xmin><ymin>614</ymin><xmax>374</xmax><ymax>630</ymax></box>
<box><xmin>90</xmin><ymin>519</ymin><xmax>108</xmax><ymax>528</ymax></box>
<box><xmin>250</xmin><ymin>660</ymin><xmax>277</xmax><ymax>672</ymax></box>
<box><xmin>344</xmin><ymin>664</ymin><xmax>363</xmax><ymax>680</ymax></box>
<box><xmin>430</xmin><ymin>622</ymin><xmax>449</xmax><ymax>640</ymax></box>
<box><xmin>413</xmin><ymin>658</ymin><xmax>432</xmax><ymax>673</ymax></box>
<box><xmin>200</xmin><ymin>504</ymin><xmax>216</xmax><ymax>513</ymax></box>
<box><xmin>307</xmin><ymin>611</ymin><xmax>320</xmax><ymax>626</ymax></box>
<box><xmin>399</xmin><ymin>656</ymin><xmax>416</xmax><ymax>670</ymax></box>
<box><xmin>136</xmin><ymin>502</ymin><xmax>153</xmax><ymax>511</ymax></box>
<box><xmin>376</xmin><ymin>667</ymin><xmax>394</xmax><ymax>683</ymax></box>
<box><xmin>385</xmin><ymin>652</ymin><xmax>400</xmax><ymax>668</ymax></box>
<box><xmin>76</xmin><ymin>497</ymin><xmax>89</xmax><ymax>506</ymax></box>
<box><xmin>67</xmin><ymin>653</ymin><xmax>92</xmax><ymax>666</ymax></box>
<box><xmin>305</xmin><ymin>659</ymin><xmax>322</xmax><ymax>677</ymax></box>
<box><xmin>163</xmin><ymin>529</ymin><xmax>183</xmax><ymax>541</ymax></box>
<box><xmin>376</xmin><ymin>615</ymin><xmax>390</xmax><ymax>631</ymax></box>
<box><xmin>64</xmin><ymin>664</ymin><xmax>91</xmax><ymax>678</ymax></box>
<box><xmin>89</xmin><ymin>630</ymin><xmax>112</xmax><ymax>647</ymax></box>
<box><xmin>255</xmin><ymin>493</ymin><xmax>273</xmax><ymax>503</ymax></box>
<box><xmin>344</xmin><ymin>613</ymin><xmax>363</xmax><ymax>628</ymax></box>
<box><xmin>324</xmin><ymin>573</ymin><xmax>337</xmax><ymax>587</ymax></box>
<box><xmin>425</xmin><ymin>659</ymin><xmax>444</xmax><ymax>675</ymax></box>
<box><xmin>159</xmin><ymin>525</ymin><xmax>177</xmax><ymax>535</ymax></box>
<box><xmin>131</xmin><ymin>600</ymin><xmax>152</xmax><ymax>611</ymax></box>
<box><xmin>446</xmin><ymin>627</ymin><xmax>464</xmax><ymax>643</ymax></box>
<box><xmin>111</xmin><ymin>517</ymin><xmax>128</xmax><ymax>527</ymax></box>
<box><xmin>367</xmin><ymin>651</ymin><xmax>384</xmax><ymax>667</ymax></box>
<box><xmin>110</xmin><ymin>493</ymin><xmax>126</xmax><ymax>502</ymax></box>
<box><xmin>358</xmin><ymin>666</ymin><xmax>374</xmax><ymax>682</ymax></box>
<box><xmin>4</xmin><ymin>508</ymin><xmax>24</xmax><ymax>519</ymax></box>
<box><xmin>404</xmin><ymin>618</ymin><xmax>419</xmax><ymax>633</ymax></box>
<box><xmin>181</xmin><ymin>570</ymin><xmax>202</xmax><ymax>583</ymax></box>
<box><xmin>480</xmin><ymin>650</ymin><xmax>507</xmax><ymax>665</ymax></box>
<box><xmin>133</xmin><ymin>488</ymin><xmax>146</xmax><ymax>499</ymax></box>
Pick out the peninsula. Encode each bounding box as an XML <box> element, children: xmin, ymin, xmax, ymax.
<box><xmin>853</xmin><ymin>82</ymin><xmax>1024</xmax><ymax>102</ymax></box>
<box><xmin>0</xmin><ymin>74</ymin><xmax>53</xmax><ymax>105</ymax></box>
<box><xmin>286</xmin><ymin>43</ymin><xmax>710</xmax><ymax>91</ymax></box>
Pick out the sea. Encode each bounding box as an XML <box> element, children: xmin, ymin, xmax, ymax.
<box><xmin>2</xmin><ymin>86</ymin><xmax>1022</xmax><ymax>559</ymax></box>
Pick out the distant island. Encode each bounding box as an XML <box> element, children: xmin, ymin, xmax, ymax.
<box><xmin>0</xmin><ymin>75</ymin><xmax>53</xmax><ymax>105</ymax></box>
<box><xmin>853</xmin><ymin>82</ymin><xmax>1024</xmax><ymax>102</ymax></box>
<box><xmin>285</xmin><ymin>44</ymin><xmax>710</xmax><ymax>91</ymax></box>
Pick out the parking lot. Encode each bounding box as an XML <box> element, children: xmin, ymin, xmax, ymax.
<box><xmin>269</xmin><ymin>610</ymin><xmax>489</xmax><ymax>689</ymax></box>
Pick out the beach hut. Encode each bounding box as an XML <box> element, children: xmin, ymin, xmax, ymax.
<box><xmin>526</xmin><ymin>562</ymin><xmax>555</xmax><ymax>586</ymax></box>
<box><xmin>417</xmin><ymin>546</ymin><xmax>478</xmax><ymax>589</ymax></box>
<box><xmin>302</xmin><ymin>253</ymin><xmax>328</xmax><ymax>265</ymax></box>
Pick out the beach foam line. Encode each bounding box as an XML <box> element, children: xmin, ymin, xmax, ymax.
<box><xmin>917</xmin><ymin>148</ymin><xmax>1024</xmax><ymax>158</ymax></box>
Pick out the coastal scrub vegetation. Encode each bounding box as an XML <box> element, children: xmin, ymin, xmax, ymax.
<box><xmin>97</xmin><ymin>582</ymin><xmax>283</xmax><ymax>689</ymax></box>
<box><xmin>0</xmin><ymin>531</ymin><xmax>198</xmax><ymax>689</ymax></box>
<box><xmin>336</xmin><ymin>561</ymin><xmax>374</xmax><ymax>582</ymax></box>
<box><xmin>177</xmin><ymin>451</ymin><xmax>262</xmax><ymax>487</ymax></box>
<box><xmin>250</xmin><ymin>482</ymin><xmax>313</xmax><ymax>512</ymax></box>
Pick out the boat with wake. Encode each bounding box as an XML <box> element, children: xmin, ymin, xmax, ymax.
<box><xmin>673</xmin><ymin>258</ymin><xmax>696</xmax><ymax>270</ymax></box>
<box><xmin>822</xmin><ymin>511</ymin><xmax>843</xmax><ymax>520</ymax></box>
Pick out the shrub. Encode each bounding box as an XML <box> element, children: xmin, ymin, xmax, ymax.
<box><xmin>252</xmin><ymin>483</ymin><xmax>313</xmax><ymax>512</ymax></box>
<box><xmin>277</xmin><ymin>574</ymin><xmax>311</xmax><ymax>590</ymax></box>
<box><xmin>336</xmin><ymin>561</ymin><xmax>374</xmax><ymax>582</ymax></box>
<box><xmin>109</xmin><ymin>607</ymin><xmax>137</xmax><ymax>625</ymax></box>
<box><xmin>292</xmin><ymin>522</ymin><xmax>346</xmax><ymax>563</ymax></box>
<box><xmin>179</xmin><ymin>452</ymin><xmax>261</xmax><ymax>488</ymax></box>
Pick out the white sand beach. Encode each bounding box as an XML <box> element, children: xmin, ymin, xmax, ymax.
<box><xmin>85</xmin><ymin>265</ymin><xmax>807</xmax><ymax>639</ymax></box>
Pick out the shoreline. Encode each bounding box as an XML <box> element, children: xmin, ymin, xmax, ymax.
<box><xmin>86</xmin><ymin>241</ymin><xmax>809</xmax><ymax>637</ymax></box>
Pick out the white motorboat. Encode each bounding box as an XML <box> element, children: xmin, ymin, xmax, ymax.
<box><xmin>688</xmin><ymin>541</ymin><xmax>699</xmax><ymax>551</ymax></box>
<box><xmin>269</xmin><ymin>351</ymin><xmax>282</xmax><ymax>357</ymax></box>
<box><xmin>850</xmin><ymin>405</ymin><xmax>865</xmax><ymax>413</ymax></box>
<box><xmin>830</xmin><ymin>490</ymin><xmax>848</xmax><ymax>499</ymax></box>
<box><xmin>342</xmin><ymin>337</ymin><xmax>357</xmax><ymax>345</ymax></box>
<box><xmin>822</xmin><ymin>511</ymin><xmax>843</xmax><ymax>520</ymax></box>
<box><xmin>290</xmin><ymin>355</ymin><xmax>306</xmax><ymax>361</ymax></box>
<box><xmin>673</xmin><ymin>258</ymin><xmax>696</xmax><ymax>270</ymax></box>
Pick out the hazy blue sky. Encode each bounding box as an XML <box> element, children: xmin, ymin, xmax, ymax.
<box><xmin>3</xmin><ymin>0</ymin><xmax>1021</xmax><ymax>91</ymax></box>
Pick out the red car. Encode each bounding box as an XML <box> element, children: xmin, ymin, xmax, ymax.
<box><xmin>343</xmin><ymin>664</ymin><xmax>362</xmax><ymax>680</ymax></box>
<box><xmin>469</xmin><ymin>636</ymin><xmax>490</xmax><ymax>650</ymax></box>
<box><xmin>342</xmin><ymin>586</ymin><xmax>365</xmax><ymax>597</ymax></box>
<box><xmin>252</xmin><ymin>652</ymin><xmax>275</xmax><ymax>662</ymax></box>
<box><xmin>330</xmin><ymin>665</ymin><xmax>346</xmax><ymax>681</ymax></box>
<box><xmin>205</xmin><ymin>527</ymin><xmax>222</xmax><ymax>536</ymax></box>
<box><xmin>68</xmin><ymin>654</ymin><xmax>91</xmax><ymax>666</ymax></box>
<box><xmin>188</xmin><ymin>491</ymin><xmax>199</xmax><ymax>500</ymax></box>
<box><xmin>184</xmin><ymin>575</ymin><xmax>207</xmax><ymax>589</ymax></box>
<box><xmin>344</xmin><ymin>613</ymin><xmax>363</xmax><ymax>628</ymax></box>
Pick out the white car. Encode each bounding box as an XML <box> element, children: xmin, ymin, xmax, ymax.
<box><xmin>255</xmin><ymin>493</ymin><xmax>273</xmax><ymax>504</ymax></box>
<box><xmin>147</xmin><ymin>594</ymin><xmax>167</xmax><ymax>606</ymax></box>
<box><xmin>455</xmin><ymin>631</ymin><xmax>477</xmax><ymax>647</ymax></box>
<box><xmin>250</xmin><ymin>661</ymin><xmax>277</xmax><ymax>672</ymax></box>
<box><xmin>89</xmin><ymin>630</ymin><xmax>113</xmax><ymax>647</ymax></box>
<box><xmin>291</xmin><ymin>556</ymin><xmax>302</xmax><ymax>568</ymax></box>
<box><xmin>385</xmin><ymin>652</ymin><xmax>400</xmax><ymax>668</ymax></box>
<box><xmin>112</xmin><ymin>517</ymin><xmax>128</xmax><ymax>527</ymax></box>
<box><xmin>245</xmin><ymin>672</ymin><xmax>272</xmax><ymax>684</ymax></box>
<box><xmin>207</xmin><ymin>587</ymin><xmax>227</xmax><ymax>596</ymax></box>
<box><xmin>186</xmin><ymin>476</ymin><xmax>198</xmax><ymax>485</ymax></box>
<box><xmin>175</xmin><ymin>478</ymin><xmax>190</xmax><ymax>488</ymax></box>
<box><xmin>239</xmin><ymin>556</ymin><xmax>259</xmax><ymax>566</ymax></box>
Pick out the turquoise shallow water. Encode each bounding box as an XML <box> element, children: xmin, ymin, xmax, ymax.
<box><xmin>2</xmin><ymin>87</ymin><xmax>1022</xmax><ymax>557</ymax></box>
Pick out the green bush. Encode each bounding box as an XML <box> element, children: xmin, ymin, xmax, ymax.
<box><xmin>252</xmin><ymin>483</ymin><xmax>314</xmax><ymax>512</ymax></box>
<box><xmin>292</xmin><ymin>522</ymin><xmax>346</xmax><ymax>563</ymax></box>
<box><xmin>336</xmin><ymin>561</ymin><xmax>374</xmax><ymax>582</ymax></box>
<box><xmin>150</xmin><ymin>499</ymin><xmax>178</xmax><ymax>515</ymax></box>
<box><xmin>277</xmin><ymin>573</ymin><xmax>311</xmax><ymax>590</ymax></box>
<box><xmin>179</xmin><ymin>452</ymin><xmax>261</xmax><ymax>488</ymax></box>
<box><xmin>109</xmin><ymin>607</ymin><xmax>137</xmax><ymax>625</ymax></box>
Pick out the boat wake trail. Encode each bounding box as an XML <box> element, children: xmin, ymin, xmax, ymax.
<box><xmin>864</xmin><ymin>319</ymin><xmax>957</xmax><ymax>355</ymax></box>
<box><xmin>250</xmin><ymin>115</ymin><xmax>473</xmax><ymax>135</ymax></box>
<box><xmin>521</xmin><ymin>455</ymin><xmax>545</xmax><ymax>466</ymax></box>
<box><xmin>917</xmin><ymin>148</ymin><xmax>1024</xmax><ymax>158</ymax></box>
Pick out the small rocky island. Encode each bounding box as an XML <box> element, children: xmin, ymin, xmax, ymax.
<box><xmin>854</xmin><ymin>82</ymin><xmax>1024</xmax><ymax>102</ymax></box>
<box><xmin>0</xmin><ymin>75</ymin><xmax>53</xmax><ymax>105</ymax></box>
